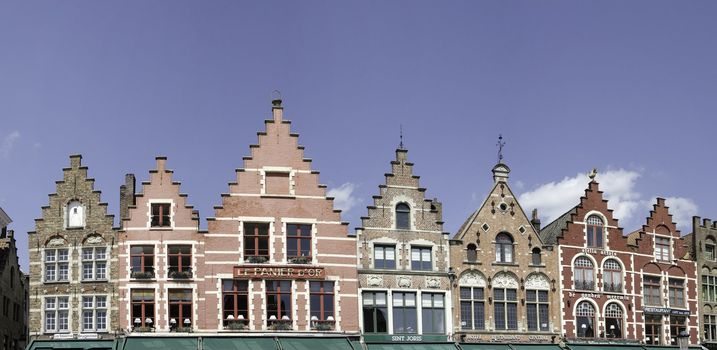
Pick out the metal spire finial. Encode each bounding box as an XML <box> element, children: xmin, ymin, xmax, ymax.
<box><xmin>399</xmin><ymin>125</ymin><xmax>404</xmax><ymax>149</ymax></box>
<box><xmin>496</xmin><ymin>134</ymin><xmax>505</xmax><ymax>163</ymax></box>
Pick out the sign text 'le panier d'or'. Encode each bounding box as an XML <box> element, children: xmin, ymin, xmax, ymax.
<box><xmin>234</xmin><ymin>265</ymin><xmax>325</xmax><ymax>280</ymax></box>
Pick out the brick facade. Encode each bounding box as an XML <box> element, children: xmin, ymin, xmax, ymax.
<box><xmin>27</xmin><ymin>155</ymin><xmax>118</xmax><ymax>340</ymax></box>
<box><xmin>356</xmin><ymin>148</ymin><xmax>451</xmax><ymax>338</ymax></box>
<box><xmin>0</xmin><ymin>208</ymin><xmax>29</xmax><ymax>350</ymax></box>
<box><xmin>689</xmin><ymin>216</ymin><xmax>717</xmax><ymax>349</ymax></box>
<box><xmin>450</xmin><ymin>162</ymin><xmax>561</xmax><ymax>343</ymax></box>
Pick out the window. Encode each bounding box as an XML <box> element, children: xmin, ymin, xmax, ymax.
<box><xmin>669</xmin><ymin>279</ymin><xmax>685</xmax><ymax>308</ymax></box>
<box><xmin>526</xmin><ymin>289</ymin><xmax>549</xmax><ymax>331</ymax></box>
<box><xmin>393</xmin><ymin>292</ymin><xmax>417</xmax><ymax>334</ymax></box>
<box><xmin>705</xmin><ymin>314</ymin><xmax>717</xmax><ymax>342</ymax></box>
<box><xmin>222</xmin><ymin>280</ymin><xmax>248</xmax><ymax>326</ymax></box>
<box><xmin>150</xmin><ymin>203</ymin><xmax>171</xmax><ymax>227</ymax></box>
<box><xmin>655</xmin><ymin>237</ymin><xmax>671</xmax><ymax>261</ymax></box>
<box><xmin>422</xmin><ymin>293</ymin><xmax>445</xmax><ymax>334</ymax></box>
<box><xmin>168</xmin><ymin>289</ymin><xmax>193</xmax><ymax>329</ymax></box>
<box><xmin>362</xmin><ymin>292</ymin><xmax>388</xmax><ymax>333</ymax></box>
<box><xmin>644</xmin><ymin>276</ymin><xmax>662</xmax><ymax>306</ymax></box>
<box><xmin>460</xmin><ymin>287</ymin><xmax>484</xmax><ymax>330</ymax></box>
<box><xmin>670</xmin><ymin>316</ymin><xmax>687</xmax><ymax>345</ymax></box>
<box><xmin>374</xmin><ymin>245</ymin><xmax>396</xmax><ymax>269</ymax></box>
<box><xmin>605</xmin><ymin>303</ymin><xmax>623</xmax><ymax>338</ymax></box>
<box><xmin>131</xmin><ymin>289</ymin><xmax>155</xmax><ymax>328</ymax></box>
<box><xmin>574</xmin><ymin>257</ymin><xmax>594</xmax><ymax>291</ymax></box>
<box><xmin>494</xmin><ymin>288</ymin><xmax>518</xmax><ymax>330</ymax></box>
<box><xmin>82</xmin><ymin>247</ymin><xmax>107</xmax><ymax>281</ymax></box>
<box><xmin>44</xmin><ymin>296</ymin><xmax>69</xmax><ymax>333</ymax></box>
<box><xmin>168</xmin><ymin>245</ymin><xmax>192</xmax><ymax>278</ymax></box>
<box><xmin>44</xmin><ymin>249</ymin><xmax>69</xmax><ymax>282</ymax></box>
<box><xmin>2</xmin><ymin>297</ymin><xmax>6</xmax><ymax>316</ymax></box>
<box><xmin>130</xmin><ymin>245</ymin><xmax>155</xmax><ymax>278</ymax></box>
<box><xmin>244</xmin><ymin>223</ymin><xmax>270</xmax><ymax>260</ymax></box>
<box><xmin>287</xmin><ymin>224</ymin><xmax>312</xmax><ymax>259</ymax></box>
<box><xmin>706</xmin><ymin>240</ymin><xmax>716</xmax><ymax>261</ymax></box>
<box><xmin>310</xmin><ymin>281</ymin><xmax>334</xmax><ymax>322</ymax></box>
<box><xmin>67</xmin><ymin>201</ymin><xmax>84</xmax><ymax>228</ymax></box>
<box><xmin>704</xmin><ymin>275</ymin><xmax>717</xmax><ymax>302</ymax></box>
<box><xmin>576</xmin><ymin>301</ymin><xmax>595</xmax><ymax>338</ymax></box>
<box><xmin>531</xmin><ymin>248</ymin><xmax>542</xmax><ymax>265</ymax></box>
<box><xmin>466</xmin><ymin>244</ymin><xmax>477</xmax><ymax>263</ymax></box>
<box><xmin>645</xmin><ymin>315</ymin><xmax>662</xmax><ymax>344</ymax></box>
<box><xmin>603</xmin><ymin>259</ymin><xmax>622</xmax><ymax>293</ymax></box>
<box><xmin>495</xmin><ymin>233</ymin><xmax>514</xmax><ymax>263</ymax></box>
<box><xmin>411</xmin><ymin>246</ymin><xmax>432</xmax><ymax>271</ymax></box>
<box><xmin>396</xmin><ymin>203</ymin><xmax>410</xmax><ymax>230</ymax></box>
<box><xmin>82</xmin><ymin>296</ymin><xmax>107</xmax><ymax>332</ymax></box>
<box><xmin>586</xmin><ymin>215</ymin><xmax>603</xmax><ymax>247</ymax></box>
<box><xmin>266</xmin><ymin>281</ymin><xmax>292</xmax><ymax>322</ymax></box>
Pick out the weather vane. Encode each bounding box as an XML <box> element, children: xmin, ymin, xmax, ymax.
<box><xmin>399</xmin><ymin>124</ymin><xmax>404</xmax><ymax>149</ymax></box>
<box><xmin>588</xmin><ymin>168</ymin><xmax>598</xmax><ymax>180</ymax></box>
<box><xmin>497</xmin><ymin>134</ymin><xmax>505</xmax><ymax>163</ymax></box>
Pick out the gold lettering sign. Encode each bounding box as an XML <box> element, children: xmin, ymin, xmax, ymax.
<box><xmin>234</xmin><ymin>265</ymin><xmax>325</xmax><ymax>280</ymax></box>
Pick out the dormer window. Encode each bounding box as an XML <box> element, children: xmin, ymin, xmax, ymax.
<box><xmin>586</xmin><ymin>215</ymin><xmax>603</xmax><ymax>248</ymax></box>
<box><xmin>396</xmin><ymin>203</ymin><xmax>410</xmax><ymax>230</ymax></box>
<box><xmin>67</xmin><ymin>201</ymin><xmax>84</xmax><ymax>228</ymax></box>
<box><xmin>151</xmin><ymin>203</ymin><xmax>171</xmax><ymax>228</ymax></box>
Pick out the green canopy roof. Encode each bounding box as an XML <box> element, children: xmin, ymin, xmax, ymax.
<box><xmin>280</xmin><ymin>337</ymin><xmax>355</xmax><ymax>350</ymax></box>
<box><xmin>203</xmin><ymin>336</ymin><xmax>278</xmax><ymax>350</ymax></box>
<box><xmin>27</xmin><ymin>339</ymin><xmax>115</xmax><ymax>350</ymax></box>
<box><xmin>367</xmin><ymin>343</ymin><xmax>458</xmax><ymax>350</ymax></box>
<box><xmin>120</xmin><ymin>337</ymin><xmax>198</xmax><ymax>350</ymax></box>
<box><xmin>459</xmin><ymin>344</ymin><xmax>512</xmax><ymax>350</ymax></box>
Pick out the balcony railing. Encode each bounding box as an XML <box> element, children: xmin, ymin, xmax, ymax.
<box><xmin>130</xmin><ymin>269</ymin><xmax>155</xmax><ymax>280</ymax></box>
<box><xmin>603</xmin><ymin>283</ymin><xmax>623</xmax><ymax>293</ymax></box>
<box><xmin>575</xmin><ymin>280</ymin><xmax>595</xmax><ymax>291</ymax></box>
<box><xmin>168</xmin><ymin>267</ymin><xmax>193</xmax><ymax>279</ymax></box>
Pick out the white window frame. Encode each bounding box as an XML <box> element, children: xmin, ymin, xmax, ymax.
<box><xmin>148</xmin><ymin>200</ymin><xmax>174</xmax><ymax>229</ymax></box>
<box><xmin>44</xmin><ymin>248</ymin><xmax>70</xmax><ymax>283</ymax></box>
<box><xmin>44</xmin><ymin>296</ymin><xmax>70</xmax><ymax>334</ymax></box>
<box><xmin>654</xmin><ymin>236</ymin><xmax>671</xmax><ymax>261</ymax></box>
<box><xmin>82</xmin><ymin>295</ymin><xmax>108</xmax><ymax>332</ymax></box>
<box><xmin>82</xmin><ymin>246</ymin><xmax>108</xmax><ymax>281</ymax></box>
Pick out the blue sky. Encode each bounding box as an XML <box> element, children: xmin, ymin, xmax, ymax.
<box><xmin>1</xmin><ymin>1</ymin><xmax>716</xmax><ymax>271</ymax></box>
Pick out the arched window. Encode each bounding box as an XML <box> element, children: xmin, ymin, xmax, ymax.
<box><xmin>67</xmin><ymin>201</ymin><xmax>84</xmax><ymax>228</ymax></box>
<box><xmin>395</xmin><ymin>203</ymin><xmax>410</xmax><ymax>230</ymax></box>
<box><xmin>586</xmin><ymin>215</ymin><xmax>603</xmax><ymax>247</ymax></box>
<box><xmin>706</xmin><ymin>238</ymin><xmax>716</xmax><ymax>261</ymax></box>
<box><xmin>605</xmin><ymin>303</ymin><xmax>623</xmax><ymax>338</ymax></box>
<box><xmin>531</xmin><ymin>248</ymin><xmax>542</xmax><ymax>265</ymax></box>
<box><xmin>466</xmin><ymin>244</ymin><xmax>477</xmax><ymax>263</ymax></box>
<box><xmin>495</xmin><ymin>233</ymin><xmax>513</xmax><ymax>263</ymax></box>
<box><xmin>603</xmin><ymin>259</ymin><xmax>622</xmax><ymax>293</ymax></box>
<box><xmin>576</xmin><ymin>301</ymin><xmax>596</xmax><ymax>338</ymax></box>
<box><xmin>574</xmin><ymin>257</ymin><xmax>595</xmax><ymax>290</ymax></box>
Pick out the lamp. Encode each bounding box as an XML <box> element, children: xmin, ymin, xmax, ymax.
<box><xmin>170</xmin><ymin>318</ymin><xmax>177</xmax><ymax>325</ymax></box>
<box><xmin>134</xmin><ymin>318</ymin><xmax>141</xmax><ymax>325</ymax></box>
<box><xmin>226</xmin><ymin>315</ymin><xmax>235</xmax><ymax>321</ymax></box>
<box><xmin>184</xmin><ymin>318</ymin><xmax>191</xmax><ymax>325</ymax></box>
<box><xmin>269</xmin><ymin>315</ymin><xmax>277</xmax><ymax>320</ymax></box>
<box><xmin>311</xmin><ymin>316</ymin><xmax>319</xmax><ymax>321</ymax></box>
<box><xmin>678</xmin><ymin>330</ymin><xmax>689</xmax><ymax>350</ymax></box>
<box><xmin>146</xmin><ymin>318</ymin><xmax>153</xmax><ymax>325</ymax></box>
<box><xmin>237</xmin><ymin>314</ymin><xmax>245</xmax><ymax>320</ymax></box>
<box><xmin>327</xmin><ymin>316</ymin><xmax>335</xmax><ymax>322</ymax></box>
<box><xmin>581</xmin><ymin>324</ymin><xmax>587</xmax><ymax>329</ymax></box>
<box><xmin>282</xmin><ymin>315</ymin><xmax>290</xmax><ymax>320</ymax></box>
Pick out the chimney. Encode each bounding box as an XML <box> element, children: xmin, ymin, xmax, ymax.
<box><xmin>531</xmin><ymin>208</ymin><xmax>541</xmax><ymax>232</ymax></box>
<box><xmin>272</xmin><ymin>94</ymin><xmax>283</xmax><ymax>122</ymax></box>
<box><xmin>492</xmin><ymin>163</ymin><xmax>510</xmax><ymax>183</ymax></box>
<box><xmin>119</xmin><ymin>174</ymin><xmax>136</xmax><ymax>228</ymax></box>
<box><xmin>431</xmin><ymin>198</ymin><xmax>443</xmax><ymax>222</ymax></box>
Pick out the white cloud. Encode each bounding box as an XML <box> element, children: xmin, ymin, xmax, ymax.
<box><xmin>518</xmin><ymin>169</ymin><xmax>698</xmax><ymax>231</ymax></box>
<box><xmin>518</xmin><ymin>169</ymin><xmax>643</xmax><ymax>225</ymax></box>
<box><xmin>664</xmin><ymin>197</ymin><xmax>699</xmax><ymax>232</ymax></box>
<box><xmin>328</xmin><ymin>182</ymin><xmax>359</xmax><ymax>213</ymax></box>
<box><xmin>0</xmin><ymin>131</ymin><xmax>20</xmax><ymax>158</ymax></box>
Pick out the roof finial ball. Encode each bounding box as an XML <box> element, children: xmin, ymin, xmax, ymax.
<box><xmin>271</xmin><ymin>90</ymin><xmax>282</xmax><ymax>107</ymax></box>
<box><xmin>588</xmin><ymin>168</ymin><xmax>598</xmax><ymax>181</ymax></box>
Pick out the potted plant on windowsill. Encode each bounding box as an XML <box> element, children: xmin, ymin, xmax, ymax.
<box><xmin>131</xmin><ymin>270</ymin><xmax>155</xmax><ymax>279</ymax></box>
<box><xmin>245</xmin><ymin>256</ymin><xmax>268</xmax><ymax>264</ymax></box>
<box><xmin>169</xmin><ymin>318</ymin><xmax>193</xmax><ymax>332</ymax></box>
<box><xmin>289</xmin><ymin>256</ymin><xmax>312</xmax><ymax>264</ymax></box>
<box><xmin>310</xmin><ymin>316</ymin><xmax>335</xmax><ymax>331</ymax></box>
<box><xmin>268</xmin><ymin>315</ymin><xmax>292</xmax><ymax>330</ymax></box>
<box><xmin>225</xmin><ymin>315</ymin><xmax>249</xmax><ymax>330</ymax></box>
<box><xmin>168</xmin><ymin>267</ymin><xmax>192</xmax><ymax>279</ymax></box>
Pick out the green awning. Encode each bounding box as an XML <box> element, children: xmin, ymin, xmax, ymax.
<box><xmin>202</xmin><ymin>337</ymin><xmax>278</xmax><ymax>350</ymax></box>
<box><xmin>510</xmin><ymin>345</ymin><xmax>562</xmax><ymax>350</ymax></box>
<box><xmin>27</xmin><ymin>339</ymin><xmax>115</xmax><ymax>350</ymax></box>
<box><xmin>280</xmin><ymin>337</ymin><xmax>354</xmax><ymax>350</ymax></box>
<box><xmin>351</xmin><ymin>340</ymin><xmax>365</xmax><ymax>350</ymax></box>
<box><xmin>459</xmin><ymin>344</ymin><xmax>512</xmax><ymax>350</ymax></box>
<box><xmin>121</xmin><ymin>337</ymin><xmax>198</xmax><ymax>350</ymax></box>
<box><xmin>568</xmin><ymin>345</ymin><xmax>644</xmax><ymax>350</ymax></box>
<box><xmin>367</xmin><ymin>343</ymin><xmax>458</xmax><ymax>350</ymax></box>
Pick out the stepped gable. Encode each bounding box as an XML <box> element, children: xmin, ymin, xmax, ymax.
<box><xmin>631</xmin><ymin>198</ymin><xmax>688</xmax><ymax>258</ymax></box>
<box><xmin>209</xmin><ymin>100</ymin><xmax>347</xmax><ymax>230</ymax></box>
<box><xmin>359</xmin><ymin>148</ymin><xmax>444</xmax><ymax>233</ymax></box>
<box><xmin>120</xmin><ymin>157</ymin><xmax>199</xmax><ymax>230</ymax></box>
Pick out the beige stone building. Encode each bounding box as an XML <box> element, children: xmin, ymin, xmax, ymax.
<box><xmin>28</xmin><ymin>155</ymin><xmax>118</xmax><ymax>340</ymax></box>
<box><xmin>1</xmin><ymin>207</ymin><xmax>29</xmax><ymax>350</ymax></box>
<box><xmin>356</xmin><ymin>147</ymin><xmax>452</xmax><ymax>343</ymax></box>
<box><xmin>449</xmin><ymin>162</ymin><xmax>560</xmax><ymax>343</ymax></box>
